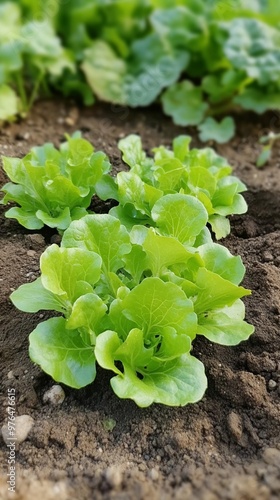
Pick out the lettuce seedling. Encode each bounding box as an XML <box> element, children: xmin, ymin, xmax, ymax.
<box><xmin>99</xmin><ymin>134</ymin><xmax>247</xmax><ymax>239</ymax></box>
<box><xmin>256</xmin><ymin>131</ymin><xmax>280</xmax><ymax>168</ymax></box>
<box><xmin>11</xmin><ymin>208</ymin><xmax>254</xmax><ymax>407</ymax></box>
<box><xmin>0</xmin><ymin>133</ymin><xmax>110</xmax><ymax>230</ymax></box>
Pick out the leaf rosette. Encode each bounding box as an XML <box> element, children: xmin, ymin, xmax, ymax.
<box><xmin>1</xmin><ymin>133</ymin><xmax>111</xmax><ymax>230</ymax></box>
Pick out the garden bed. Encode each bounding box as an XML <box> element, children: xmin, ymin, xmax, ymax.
<box><xmin>0</xmin><ymin>100</ymin><xmax>280</xmax><ymax>500</ymax></box>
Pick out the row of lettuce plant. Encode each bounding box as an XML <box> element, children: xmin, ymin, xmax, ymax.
<box><xmin>1</xmin><ymin>134</ymin><xmax>254</xmax><ymax>407</ymax></box>
<box><xmin>1</xmin><ymin>1</ymin><xmax>280</xmax><ymax>143</ymax></box>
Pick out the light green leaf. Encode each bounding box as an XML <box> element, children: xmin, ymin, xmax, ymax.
<box><xmin>29</xmin><ymin>317</ymin><xmax>96</xmax><ymax>388</ymax></box>
<box><xmin>173</xmin><ymin>135</ymin><xmax>192</xmax><ymax>161</ymax></box>
<box><xmin>81</xmin><ymin>41</ymin><xmax>126</xmax><ymax>104</ymax></box>
<box><xmin>111</xmin><ymin>354</ymin><xmax>207</xmax><ymax>407</ymax></box>
<box><xmin>0</xmin><ymin>85</ymin><xmax>18</xmax><ymax>121</ymax></box>
<box><xmin>96</xmin><ymin>328</ymin><xmax>207</xmax><ymax>407</ymax></box>
<box><xmin>1</xmin><ymin>182</ymin><xmax>39</xmax><ymax>211</ymax></box>
<box><xmin>67</xmin><ymin>293</ymin><xmax>107</xmax><ymax>339</ymax></box>
<box><xmin>36</xmin><ymin>207</ymin><xmax>72</xmax><ymax>230</ymax></box>
<box><xmin>256</xmin><ymin>145</ymin><xmax>272</xmax><ymax>167</ymax></box>
<box><xmin>152</xmin><ymin>327</ymin><xmax>191</xmax><ymax>361</ymax></box>
<box><xmin>187</xmin><ymin>167</ymin><xmax>217</xmax><ymax>198</ymax></box>
<box><xmin>116</xmin><ymin>171</ymin><xmax>148</xmax><ymax>215</ymax></box>
<box><xmin>10</xmin><ymin>277</ymin><xmax>67</xmax><ymax>313</ymax></box>
<box><xmin>208</xmin><ymin>214</ymin><xmax>230</xmax><ymax>239</ymax></box>
<box><xmin>68</xmin><ymin>145</ymin><xmax>110</xmax><ymax>191</ymax></box>
<box><xmin>95</xmin><ymin>330</ymin><xmax>123</xmax><ymax>375</ymax></box>
<box><xmin>120</xmin><ymin>277</ymin><xmax>197</xmax><ymax>339</ymax></box>
<box><xmin>193</xmin><ymin>268</ymin><xmax>251</xmax><ymax>314</ymax></box>
<box><xmin>123</xmin><ymin>244</ymin><xmax>147</xmax><ymax>284</ymax></box>
<box><xmin>109</xmin><ymin>205</ymin><xmax>150</xmax><ymax>231</ymax></box>
<box><xmin>1</xmin><ymin>157</ymin><xmax>25</xmax><ymax>184</ymax></box>
<box><xmin>0</xmin><ymin>2</ymin><xmax>21</xmax><ymax>44</ymax></box>
<box><xmin>21</xmin><ymin>21</ymin><xmax>62</xmax><ymax>58</ymax></box>
<box><xmin>198</xmin><ymin>117</ymin><xmax>235</xmax><ymax>144</ymax></box>
<box><xmin>4</xmin><ymin>206</ymin><xmax>44</xmax><ymax>229</ymax></box>
<box><xmin>40</xmin><ymin>244</ymin><xmax>102</xmax><ymax>302</ymax></box>
<box><xmin>152</xmin><ymin>194</ymin><xmax>208</xmax><ymax>246</ymax></box>
<box><xmin>198</xmin><ymin>243</ymin><xmax>245</xmax><ymax>284</ymax></box>
<box><xmin>61</xmin><ymin>214</ymin><xmax>131</xmax><ymax>274</ymax></box>
<box><xmin>153</xmin><ymin>158</ymin><xmax>186</xmax><ymax>192</ymax></box>
<box><xmin>95</xmin><ymin>174</ymin><xmax>118</xmax><ymax>201</ymax></box>
<box><xmin>142</xmin><ymin>228</ymin><xmax>197</xmax><ymax>276</ymax></box>
<box><xmin>66</xmin><ymin>135</ymin><xmax>94</xmax><ymax>163</ymax></box>
<box><xmin>198</xmin><ymin>300</ymin><xmax>255</xmax><ymax>345</ymax></box>
<box><xmin>118</xmin><ymin>134</ymin><xmax>147</xmax><ymax>168</ymax></box>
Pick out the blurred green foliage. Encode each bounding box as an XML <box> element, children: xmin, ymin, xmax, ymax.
<box><xmin>1</xmin><ymin>0</ymin><xmax>280</xmax><ymax>141</ymax></box>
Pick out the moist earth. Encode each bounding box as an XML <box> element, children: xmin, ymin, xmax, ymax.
<box><xmin>0</xmin><ymin>101</ymin><xmax>280</xmax><ymax>500</ymax></box>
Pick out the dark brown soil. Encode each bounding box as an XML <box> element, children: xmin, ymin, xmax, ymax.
<box><xmin>0</xmin><ymin>101</ymin><xmax>280</xmax><ymax>500</ymax></box>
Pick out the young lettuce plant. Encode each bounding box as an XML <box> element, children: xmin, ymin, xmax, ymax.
<box><xmin>0</xmin><ymin>2</ymin><xmax>74</xmax><ymax>121</ymax></box>
<box><xmin>11</xmin><ymin>203</ymin><xmax>254</xmax><ymax>407</ymax></box>
<box><xmin>256</xmin><ymin>131</ymin><xmax>280</xmax><ymax>168</ymax></box>
<box><xmin>96</xmin><ymin>134</ymin><xmax>248</xmax><ymax>239</ymax></box>
<box><xmin>0</xmin><ymin>132</ymin><xmax>110</xmax><ymax>231</ymax></box>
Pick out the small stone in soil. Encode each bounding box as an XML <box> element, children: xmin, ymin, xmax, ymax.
<box><xmin>149</xmin><ymin>468</ymin><xmax>159</xmax><ymax>481</ymax></box>
<box><xmin>104</xmin><ymin>466</ymin><xmax>122</xmax><ymax>488</ymax></box>
<box><xmin>262</xmin><ymin>251</ymin><xmax>274</xmax><ymax>262</ymax></box>
<box><xmin>262</xmin><ymin>448</ymin><xmax>280</xmax><ymax>466</ymax></box>
<box><xmin>275</xmin><ymin>256</ymin><xmax>280</xmax><ymax>266</ymax></box>
<box><xmin>27</xmin><ymin>249</ymin><xmax>36</xmax><ymax>257</ymax></box>
<box><xmin>25</xmin><ymin>233</ymin><xmax>45</xmax><ymax>250</ymax></box>
<box><xmin>1</xmin><ymin>415</ymin><xmax>34</xmax><ymax>445</ymax></box>
<box><xmin>227</xmin><ymin>411</ymin><xmax>243</xmax><ymax>443</ymax></box>
<box><xmin>268</xmin><ymin>379</ymin><xmax>277</xmax><ymax>390</ymax></box>
<box><xmin>43</xmin><ymin>385</ymin><xmax>65</xmax><ymax>405</ymax></box>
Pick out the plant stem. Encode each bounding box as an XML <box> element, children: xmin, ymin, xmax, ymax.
<box><xmin>27</xmin><ymin>72</ymin><xmax>44</xmax><ymax>111</ymax></box>
<box><xmin>15</xmin><ymin>73</ymin><xmax>28</xmax><ymax>113</ymax></box>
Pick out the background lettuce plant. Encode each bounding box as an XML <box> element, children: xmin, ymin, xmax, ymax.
<box><xmin>97</xmin><ymin>134</ymin><xmax>248</xmax><ymax>239</ymax></box>
<box><xmin>1</xmin><ymin>0</ymin><xmax>280</xmax><ymax>142</ymax></box>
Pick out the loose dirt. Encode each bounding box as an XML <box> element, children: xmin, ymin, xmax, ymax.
<box><xmin>0</xmin><ymin>101</ymin><xmax>279</xmax><ymax>500</ymax></box>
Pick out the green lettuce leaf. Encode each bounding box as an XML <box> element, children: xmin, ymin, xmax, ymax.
<box><xmin>10</xmin><ymin>277</ymin><xmax>67</xmax><ymax>313</ymax></box>
<box><xmin>198</xmin><ymin>117</ymin><xmax>235</xmax><ymax>144</ymax></box>
<box><xmin>197</xmin><ymin>243</ymin><xmax>245</xmax><ymax>284</ymax></box>
<box><xmin>40</xmin><ymin>244</ymin><xmax>102</xmax><ymax>303</ymax></box>
<box><xmin>118</xmin><ymin>277</ymin><xmax>197</xmax><ymax>339</ymax></box>
<box><xmin>95</xmin><ymin>329</ymin><xmax>207</xmax><ymax>407</ymax></box>
<box><xmin>29</xmin><ymin>317</ymin><xmax>96</xmax><ymax>388</ymax></box>
<box><xmin>81</xmin><ymin>40</ymin><xmax>126</xmax><ymax>104</ymax></box>
<box><xmin>162</xmin><ymin>81</ymin><xmax>209</xmax><ymax>126</ymax></box>
<box><xmin>151</xmin><ymin>194</ymin><xmax>208</xmax><ymax>246</ymax></box>
<box><xmin>0</xmin><ymin>85</ymin><xmax>18</xmax><ymax>121</ymax></box>
<box><xmin>198</xmin><ymin>299</ymin><xmax>255</xmax><ymax>345</ymax></box>
<box><xmin>61</xmin><ymin>214</ymin><xmax>131</xmax><ymax>275</ymax></box>
<box><xmin>193</xmin><ymin>268</ymin><xmax>251</xmax><ymax>314</ymax></box>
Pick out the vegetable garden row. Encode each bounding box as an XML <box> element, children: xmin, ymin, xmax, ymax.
<box><xmin>1</xmin><ymin>133</ymin><xmax>254</xmax><ymax>406</ymax></box>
